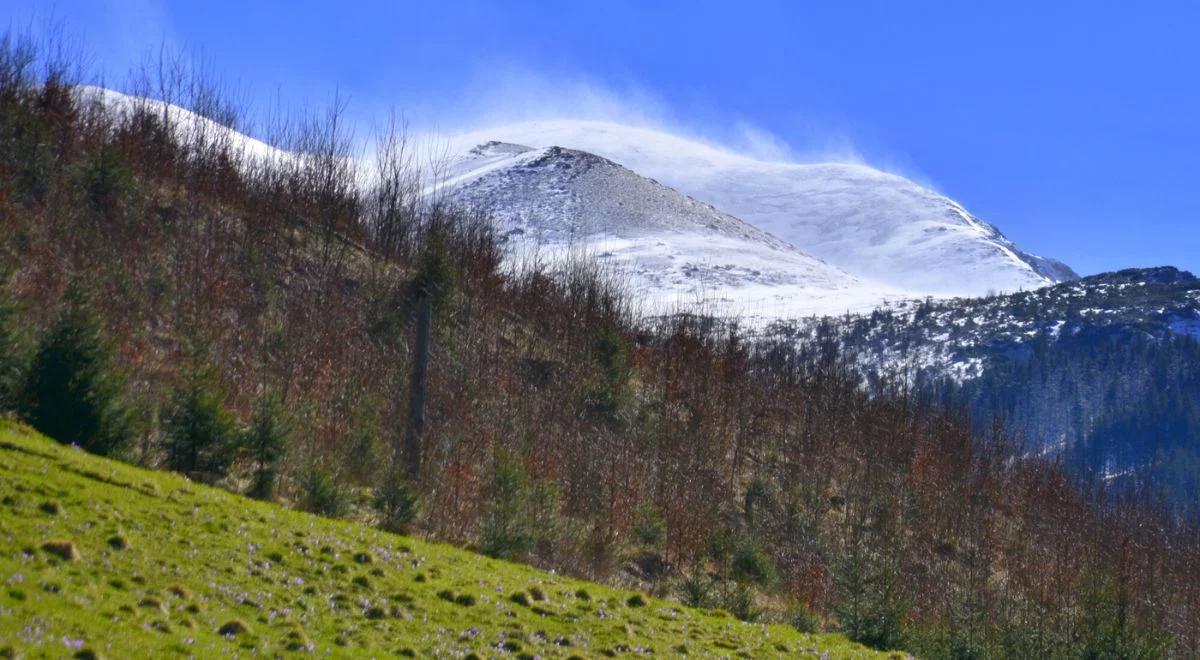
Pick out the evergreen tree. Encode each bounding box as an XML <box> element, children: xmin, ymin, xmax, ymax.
<box><xmin>481</xmin><ymin>456</ymin><xmax>536</xmax><ymax>559</ymax></box>
<box><xmin>20</xmin><ymin>286</ymin><xmax>135</xmax><ymax>454</ymax></box>
<box><xmin>584</xmin><ymin>325</ymin><xmax>629</xmax><ymax>423</ymax></box>
<box><xmin>410</xmin><ymin>233</ymin><xmax>456</xmax><ymax>304</ymax></box>
<box><xmin>1077</xmin><ymin>566</ymin><xmax>1165</xmax><ymax>659</ymax></box>
<box><xmin>162</xmin><ymin>345</ymin><xmax>238</xmax><ymax>478</ymax></box>
<box><xmin>480</xmin><ymin>455</ymin><xmax>555</xmax><ymax>560</ymax></box>
<box><xmin>298</xmin><ymin>462</ymin><xmax>352</xmax><ymax>518</ymax></box>
<box><xmin>345</xmin><ymin>397</ymin><xmax>383</xmax><ymax>485</ymax></box>
<box><xmin>242</xmin><ymin>393</ymin><xmax>289</xmax><ymax>499</ymax></box>
<box><xmin>833</xmin><ymin>539</ymin><xmax>909</xmax><ymax>650</ymax></box>
<box><xmin>79</xmin><ymin>140</ymin><xmax>133</xmax><ymax>216</ymax></box>
<box><xmin>374</xmin><ymin>466</ymin><xmax>420</xmax><ymax>534</ymax></box>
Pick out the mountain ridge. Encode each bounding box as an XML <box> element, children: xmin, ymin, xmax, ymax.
<box><xmin>781</xmin><ymin>265</ymin><xmax>1200</xmax><ymax>504</ymax></box>
<box><xmin>447</xmin><ymin>119</ymin><xmax>1077</xmax><ymax>298</ymax></box>
<box><xmin>73</xmin><ymin>88</ymin><xmax>1076</xmax><ymax>316</ymax></box>
<box><xmin>442</xmin><ymin>141</ymin><xmax>912</xmax><ymax>319</ymax></box>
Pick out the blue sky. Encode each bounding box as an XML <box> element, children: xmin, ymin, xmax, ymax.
<box><xmin>5</xmin><ymin>0</ymin><xmax>1199</xmax><ymax>276</ymax></box>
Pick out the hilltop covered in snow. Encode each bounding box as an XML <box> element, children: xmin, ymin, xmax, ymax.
<box><xmin>448</xmin><ymin>120</ymin><xmax>1076</xmax><ymax>301</ymax></box>
<box><xmin>441</xmin><ymin>141</ymin><xmax>909</xmax><ymax>318</ymax></box>
<box><xmin>77</xmin><ymin>88</ymin><xmax>1077</xmax><ymax>320</ymax></box>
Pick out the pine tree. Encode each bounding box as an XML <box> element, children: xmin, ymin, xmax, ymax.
<box><xmin>584</xmin><ymin>325</ymin><xmax>629</xmax><ymax>423</ymax></box>
<box><xmin>481</xmin><ymin>457</ymin><xmax>536</xmax><ymax>559</ymax></box>
<box><xmin>298</xmin><ymin>462</ymin><xmax>352</xmax><ymax>518</ymax></box>
<box><xmin>410</xmin><ymin>233</ymin><xmax>456</xmax><ymax>304</ymax></box>
<box><xmin>162</xmin><ymin>344</ymin><xmax>238</xmax><ymax>479</ymax></box>
<box><xmin>480</xmin><ymin>455</ymin><xmax>556</xmax><ymax>560</ymax></box>
<box><xmin>833</xmin><ymin>538</ymin><xmax>909</xmax><ymax>650</ymax></box>
<box><xmin>374</xmin><ymin>467</ymin><xmax>420</xmax><ymax>533</ymax></box>
<box><xmin>1077</xmin><ymin>565</ymin><xmax>1166</xmax><ymax>659</ymax></box>
<box><xmin>242</xmin><ymin>393</ymin><xmax>289</xmax><ymax>499</ymax></box>
<box><xmin>20</xmin><ymin>286</ymin><xmax>136</xmax><ymax>455</ymax></box>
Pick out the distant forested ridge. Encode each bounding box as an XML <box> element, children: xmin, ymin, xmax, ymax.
<box><xmin>787</xmin><ymin>267</ymin><xmax>1200</xmax><ymax>510</ymax></box>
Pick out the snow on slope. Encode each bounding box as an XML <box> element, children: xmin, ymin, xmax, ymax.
<box><xmin>76</xmin><ymin>88</ymin><xmax>1072</xmax><ymax>318</ymax></box>
<box><xmin>448</xmin><ymin>120</ymin><xmax>1076</xmax><ymax>297</ymax></box>
<box><xmin>75</xmin><ymin>86</ymin><xmax>284</xmax><ymax>163</ymax></box>
<box><xmin>444</xmin><ymin>142</ymin><xmax>909</xmax><ymax>319</ymax></box>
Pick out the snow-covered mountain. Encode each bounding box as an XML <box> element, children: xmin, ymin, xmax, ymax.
<box><xmin>440</xmin><ymin>141</ymin><xmax>910</xmax><ymax>318</ymax></box>
<box><xmin>447</xmin><ymin>120</ymin><xmax>1076</xmax><ymax>299</ymax></box>
<box><xmin>79</xmin><ymin>87</ymin><xmax>1075</xmax><ymax>319</ymax></box>
<box><xmin>75</xmin><ymin>86</ymin><xmax>284</xmax><ymax>163</ymax></box>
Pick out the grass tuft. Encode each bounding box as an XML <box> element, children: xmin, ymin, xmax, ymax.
<box><xmin>364</xmin><ymin>606</ymin><xmax>387</xmax><ymax>620</ymax></box>
<box><xmin>40</xmin><ymin>538</ymin><xmax>80</xmax><ymax>561</ymax></box>
<box><xmin>138</xmin><ymin>597</ymin><xmax>166</xmax><ymax>613</ymax></box>
<box><xmin>217</xmin><ymin>619</ymin><xmax>251</xmax><ymax>637</ymax></box>
<box><xmin>284</xmin><ymin>627</ymin><xmax>312</xmax><ymax>651</ymax></box>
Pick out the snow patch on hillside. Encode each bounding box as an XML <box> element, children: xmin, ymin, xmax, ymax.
<box><xmin>75</xmin><ymin>86</ymin><xmax>284</xmax><ymax>163</ymax></box>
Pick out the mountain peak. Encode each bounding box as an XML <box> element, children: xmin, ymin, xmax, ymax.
<box><xmin>449</xmin><ymin>120</ymin><xmax>1074</xmax><ymax>298</ymax></box>
<box><xmin>442</xmin><ymin>137</ymin><xmax>913</xmax><ymax>320</ymax></box>
<box><xmin>468</xmin><ymin>140</ymin><xmax>534</xmax><ymax>158</ymax></box>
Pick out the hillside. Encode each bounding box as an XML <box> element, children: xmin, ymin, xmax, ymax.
<box><xmin>1</xmin><ymin>42</ymin><xmax>1193</xmax><ymax>659</ymax></box>
<box><xmin>448</xmin><ymin>120</ymin><xmax>1076</xmax><ymax>298</ymax></box>
<box><xmin>0</xmin><ymin>422</ymin><xmax>884</xmax><ymax>658</ymax></box>
<box><xmin>781</xmin><ymin>267</ymin><xmax>1200</xmax><ymax>505</ymax></box>
<box><xmin>782</xmin><ymin>267</ymin><xmax>1200</xmax><ymax>384</ymax></box>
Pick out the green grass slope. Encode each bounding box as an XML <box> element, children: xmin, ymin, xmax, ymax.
<box><xmin>0</xmin><ymin>422</ymin><xmax>892</xmax><ymax>658</ymax></box>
